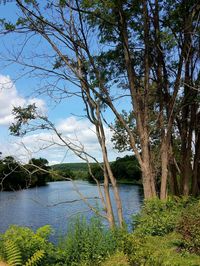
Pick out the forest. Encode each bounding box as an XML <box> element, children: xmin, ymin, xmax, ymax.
<box><xmin>0</xmin><ymin>154</ymin><xmax>141</xmax><ymax>190</ymax></box>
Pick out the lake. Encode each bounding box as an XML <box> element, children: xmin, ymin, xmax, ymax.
<box><xmin>0</xmin><ymin>181</ymin><xmax>143</xmax><ymax>241</ymax></box>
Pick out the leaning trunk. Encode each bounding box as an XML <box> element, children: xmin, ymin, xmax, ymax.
<box><xmin>103</xmin><ymin>169</ymin><xmax>115</xmax><ymax>228</ymax></box>
<box><xmin>97</xmin><ymin>108</ymin><xmax>124</xmax><ymax>227</ymax></box>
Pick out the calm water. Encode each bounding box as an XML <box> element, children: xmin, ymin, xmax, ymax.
<box><xmin>0</xmin><ymin>181</ymin><xmax>143</xmax><ymax>240</ymax></box>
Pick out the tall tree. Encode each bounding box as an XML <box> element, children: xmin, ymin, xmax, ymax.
<box><xmin>80</xmin><ymin>0</ymin><xmax>200</xmax><ymax>197</ymax></box>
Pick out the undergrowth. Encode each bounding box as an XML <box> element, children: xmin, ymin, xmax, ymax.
<box><xmin>0</xmin><ymin>197</ymin><xmax>199</xmax><ymax>266</ymax></box>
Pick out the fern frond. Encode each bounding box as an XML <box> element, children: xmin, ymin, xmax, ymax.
<box><xmin>5</xmin><ymin>240</ymin><xmax>22</xmax><ymax>266</ymax></box>
<box><xmin>24</xmin><ymin>250</ymin><xmax>45</xmax><ymax>266</ymax></box>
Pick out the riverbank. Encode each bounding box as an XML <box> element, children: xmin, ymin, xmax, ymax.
<box><xmin>0</xmin><ymin>197</ymin><xmax>199</xmax><ymax>265</ymax></box>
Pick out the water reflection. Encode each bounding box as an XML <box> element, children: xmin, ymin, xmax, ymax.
<box><xmin>0</xmin><ymin>181</ymin><xmax>143</xmax><ymax>239</ymax></box>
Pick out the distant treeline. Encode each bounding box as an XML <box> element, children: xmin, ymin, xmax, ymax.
<box><xmin>0</xmin><ymin>156</ymin><xmax>51</xmax><ymax>191</ymax></box>
<box><xmin>52</xmin><ymin>162</ymin><xmax>90</xmax><ymax>172</ymax></box>
<box><xmin>52</xmin><ymin>155</ymin><xmax>142</xmax><ymax>184</ymax></box>
<box><xmin>0</xmin><ymin>155</ymin><xmax>141</xmax><ymax>191</ymax></box>
<box><xmin>88</xmin><ymin>155</ymin><xmax>141</xmax><ymax>184</ymax></box>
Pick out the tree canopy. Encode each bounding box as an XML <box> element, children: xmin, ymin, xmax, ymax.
<box><xmin>0</xmin><ymin>155</ymin><xmax>51</xmax><ymax>191</ymax></box>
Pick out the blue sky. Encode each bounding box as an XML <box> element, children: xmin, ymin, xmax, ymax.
<box><xmin>0</xmin><ymin>2</ymin><xmax>131</xmax><ymax>164</ymax></box>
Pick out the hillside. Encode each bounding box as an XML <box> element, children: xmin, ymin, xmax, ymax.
<box><xmin>51</xmin><ymin>156</ymin><xmax>141</xmax><ymax>184</ymax></box>
<box><xmin>51</xmin><ymin>162</ymin><xmax>90</xmax><ymax>172</ymax></box>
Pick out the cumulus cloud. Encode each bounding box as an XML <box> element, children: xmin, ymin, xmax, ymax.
<box><xmin>0</xmin><ymin>75</ymin><xmax>46</xmax><ymax>126</ymax></box>
<box><xmin>57</xmin><ymin>116</ymin><xmax>113</xmax><ymax>145</ymax></box>
<box><xmin>0</xmin><ymin>75</ymin><xmax>124</xmax><ymax>163</ymax></box>
<box><xmin>15</xmin><ymin>118</ymin><xmax>103</xmax><ymax>163</ymax></box>
<box><xmin>0</xmin><ymin>115</ymin><xmax>120</xmax><ymax>164</ymax></box>
<box><xmin>57</xmin><ymin>117</ymin><xmax>97</xmax><ymax>144</ymax></box>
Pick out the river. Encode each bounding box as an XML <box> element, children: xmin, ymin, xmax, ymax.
<box><xmin>0</xmin><ymin>181</ymin><xmax>143</xmax><ymax>240</ymax></box>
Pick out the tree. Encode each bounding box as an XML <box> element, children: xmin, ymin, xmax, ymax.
<box><xmin>112</xmin><ymin>155</ymin><xmax>141</xmax><ymax>182</ymax></box>
<box><xmin>24</xmin><ymin>157</ymin><xmax>51</xmax><ymax>186</ymax></box>
<box><xmin>0</xmin><ymin>0</ymin><xmax>199</xmax><ymax>207</ymax></box>
<box><xmin>88</xmin><ymin>155</ymin><xmax>141</xmax><ymax>183</ymax></box>
<box><xmin>0</xmin><ymin>154</ymin><xmax>50</xmax><ymax>190</ymax></box>
<box><xmin>0</xmin><ymin>156</ymin><xmax>24</xmax><ymax>191</ymax></box>
<box><xmin>81</xmin><ymin>0</ymin><xmax>200</xmax><ymax>198</ymax></box>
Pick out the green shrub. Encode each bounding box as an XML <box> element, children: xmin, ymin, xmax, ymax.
<box><xmin>1</xmin><ymin>239</ymin><xmax>45</xmax><ymax>266</ymax></box>
<box><xmin>57</xmin><ymin>217</ymin><xmax>119</xmax><ymax>266</ymax></box>
<box><xmin>123</xmin><ymin>232</ymin><xmax>200</xmax><ymax>266</ymax></box>
<box><xmin>0</xmin><ymin>220</ymin><xmax>126</xmax><ymax>266</ymax></box>
<box><xmin>101</xmin><ymin>251</ymin><xmax>130</xmax><ymax>266</ymax></box>
<box><xmin>0</xmin><ymin>225</ymin><xmax>57</xmax><ymax>266</ymax></box>
<box><xmin>176</xmin><ymin>200</ymin><xmax>200</xmax><ymax>255</ymax></box>
<box><xmin>132</xmin><ymin>197</ymin><xmax>194</xmax><ymax>236</ymax></box>
<box><xmin>127</xmin><ymin>198</ymin><xmax>200</xmax><ymax>265</ymax></box>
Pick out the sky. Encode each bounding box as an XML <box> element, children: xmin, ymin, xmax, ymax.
<box><xmin>0</xmin><ymin>2</ymin><xmax>130</xmax><ymax>165</ymax></box>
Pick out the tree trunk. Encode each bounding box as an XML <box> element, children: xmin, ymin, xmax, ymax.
<box><xmin>141</xmin><ymin>135</ymin><xmax>157</xmax><ymax>198</ymax></box>
<box><xmin>160</xmin><ymin>139</ymin><xmax>169</xmax><ymax>199</ymax></box>
<box><xmin>142</xmin><ymin>165</ymin><xmax>156</xmax><ymax>199</ymax></box>
<box><xmin>97</xmin><ymin>108</ymin><xmax>124</xmax><ymax>227</ymax></box>
<box><xmin>168</xmin><ymin>158</ymin><xmax>180</xmax><ymax>196</ymax></box>
<box><xmin>117</xmin><ymin>2</ymin><xmax>156</xmax><ymax>199</ymax></box>
<box><xmin>103</xmin><ymin>169</ymin><xmax>115</xmax><ymax>228</ymax></box>
<box><xmin>192</xmin><ymin>130</ymin><xmax>200</xmax><ymax>196</ymax></box>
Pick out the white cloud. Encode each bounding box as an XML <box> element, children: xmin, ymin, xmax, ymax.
<box><xmin>57</xmin><ymin>117</ymin><xmax>98</xmax><ymax>144</ymax></box>
<box><xmin>57</xmin><ymin>116</ymin><xmax>89</xmax><ymax>133</ymax></box>
<box><xmin>0</xmin><ymin>75</ymin><xmax>46</xmax><ymax>126</ymax></box>
<box><xmin>0</xmin><ymin>115</ymin><xmax>122</xmax><ymax>164</ymax></box>
<box><xmin>0</xmin><ymin>75</ymin><xmax>128</xmax><ymax>163</ymax></box>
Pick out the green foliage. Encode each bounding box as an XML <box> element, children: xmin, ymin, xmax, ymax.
<box><xmin>52</xmin><ymin>162</ymin><xmax>91</xmax><ymax>172</ymax></box>
<box><xmin>25</xmin><ymin>158</ymin><xmax>51</xmax><ymax>186</ymax></box>
<box><xmin>101</xmin><ymin>251</ymin><xmax>129</xmax><ymax>266</ymax></box>
<box><xmin>1</xmin><ymin>204</ymin><xmax>200</xmax><ymax>266</ymax></box>
<box><xmin>124</xmin><ymin>232</ymin><xmax>200</xmax><ymax>266</ymax></box>
<box><xmin>4</xmin><ymin>22</ymin><xmax>15</xmax><ymax>31</ymax></box>
<box><xmin>0</xmin><ymin>156</ymin><xmax>27</xmax><ymax>191</ymax></box>
<box><xmin>0</xmin><ymin>155</ymin><xmax>50</xmax><ymax>191</ymax></box>
<box><xmin>50</xmin><ymin>169</ymin><xmax>75</xmax><ymax>181</ymax></box>
<box><xmin>176</xmin><ymin>200</ymin><xmax>200</xmax><ymax>255</ymax></box>
<box><xmin>1</xmin><ymin>240</ymin><xmax>45</xmax><ymax>266</ymax></box>
<box><xmin>51</xmin><ymin>163</ymin><xmax>90</xmax><ymax>181</ymax></box>
<box><xmin>132</xmin><ymin>197</ymin><xmax>192</xmax><ymax>236</ymax></box>
<box><xmin>88</xmin><ymin>155</ymin><xmax>141</xmax><ymax>183</ymax></box>
<box><xmin>0</xmin><ymin>225</ymin><xmax>56</xmax><ymax>266</ymax></box>
<box><xmin>111</xmin><ymin>155</ymin><xmax>141</xmax><ymax>182</ymax></box>
<box><xmin>5</xmin><ymin>240</ymin><xmax>22</xmax><ymax>266</ymax></box>
<box><xmin>9</xmin><ymin>104</ymin><xmax>37</xmax><ymax>137</ymax></box>
<box><xmin>124</xmin><ymin>198</ymin><xmax>200</xmax><ymax>264</ymax></box>
<box><xmin>88</xmin><ymin>164</ymin><xmax>104</xmax><ymax>183</ymax></box>
<box><xmin>111</xmin><ymin>111</ymin><xmax>135</xmax><ymax>153</ymax></box>
<box><xmin>73</xmin><ymin>170</ymin><xmax>88</xmax><ymax>180</ymax></box>
<box><xmin>57</xmin><ymin>217</ymin><xmax>118</xmax><ymax>265</ymax></box>
<box><xmin>53</xmin><ymin>156</ymin><xmax>142</xmax><ymax>183</ymax></box>
<box><xmin>24</xmin><ymin>250</ymin><xmax>45</xmax><ymax>266</ymax></box>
